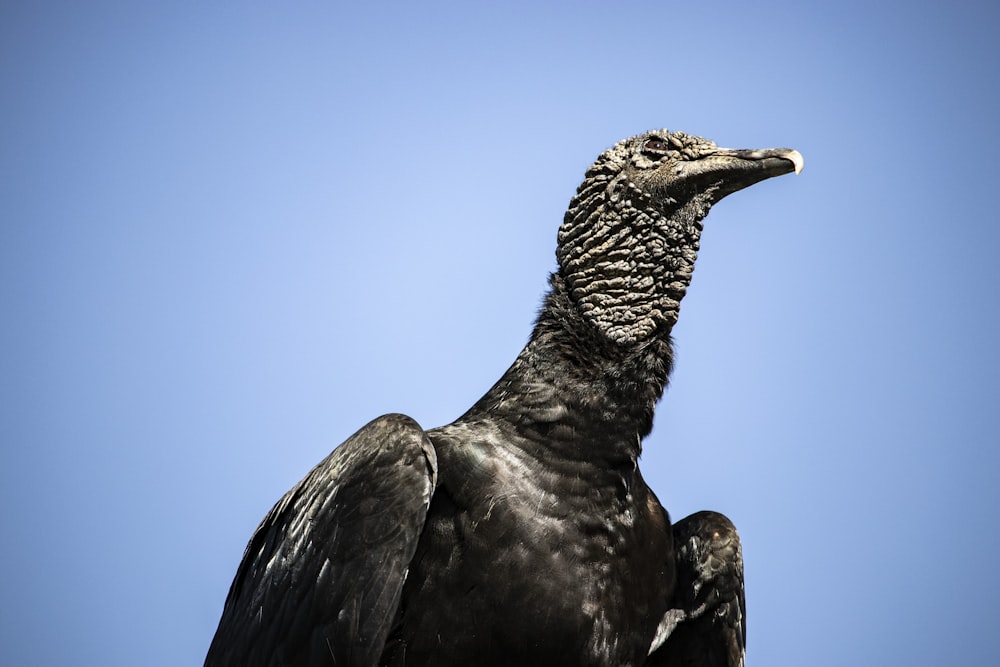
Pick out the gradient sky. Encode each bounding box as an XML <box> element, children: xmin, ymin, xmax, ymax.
<box><xmin>3</xmin><ymin>2</ymin><xmax>998</xmax><ymax>665</ymax></box>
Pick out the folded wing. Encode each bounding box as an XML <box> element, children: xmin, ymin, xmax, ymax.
<box><xmin>206</xmin><ymin>414</ymin><xmax>438</xmax><ymax>667</ymax></box>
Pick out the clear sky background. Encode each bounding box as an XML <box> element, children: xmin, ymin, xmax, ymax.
<box><xmin>2</xmin><ymin>2</ymin><xmax>998</xmax><ymax>665</ymax></box>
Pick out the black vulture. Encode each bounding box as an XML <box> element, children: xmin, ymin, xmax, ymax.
<box><xmin>206</xmin><ymin>130</ymin><xmax>802</xmax><ymax>666</ymax></box>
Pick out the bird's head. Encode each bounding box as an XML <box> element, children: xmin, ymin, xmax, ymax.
<box><xmin>556</xmin><ymin>129</ymin><xmax>802</xmax><ymax>346</ymax></box>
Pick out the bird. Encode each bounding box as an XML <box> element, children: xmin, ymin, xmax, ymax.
<box><xmin>205</xmin><ymin>129</ymin><xmax>803</xmax><ymax>667</ymax></box>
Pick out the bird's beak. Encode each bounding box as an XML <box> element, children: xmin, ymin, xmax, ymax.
<box><xmin>677</xmin><ymin>147</ymin><xmax>804</xmax><ymax>203</ymax></box>
<box><xmin>715</xmin><ymin>147</ymin><xmax>804</xmax><ymax>176</ymax></box>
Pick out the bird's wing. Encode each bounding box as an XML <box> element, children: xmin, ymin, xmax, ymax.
<box><xmin>647</xmin><ymin>510</ymin><xmax>746</xmax><ymax>667</ymax></box>
<box><xmin>206</xmin><ymin>413</ymin><xmax>438</xmax><ymax>667</ymax></box>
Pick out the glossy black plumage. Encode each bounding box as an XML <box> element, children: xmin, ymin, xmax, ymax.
<box><xmin>208</xmin><ymin>415</ymin><xmax>436</xmax><ymax>666</ymax></box>
<box><xmin>647</xmin><ymin>512</ymin><xmax>746</xmax><ymax>666</ymax></box>
<box><xmin>206</xmin><ymin>130</ymin><xmax>801</xmax><ymax>666</ymax></box>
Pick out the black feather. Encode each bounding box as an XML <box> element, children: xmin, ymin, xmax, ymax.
<box><xmin>206</xmin><ymin>130</ymin><xmax>801</xmax><ymax>666</ymax></box>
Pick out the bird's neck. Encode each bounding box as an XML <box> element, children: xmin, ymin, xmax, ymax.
<box><xmin>460</xmin><ymin>274</ymin><xmax>674</xmax><ymax>463</ymax></box>
<box><xmin>556</xmin><ymin>176</ymin><xmax>712</xmax><ymax>346</ymax></box>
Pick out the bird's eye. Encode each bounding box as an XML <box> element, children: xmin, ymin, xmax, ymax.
<box><xmin>643</xmin><ymin>138</ymin><xmax>670</xmax><ymax>155</ymax></box>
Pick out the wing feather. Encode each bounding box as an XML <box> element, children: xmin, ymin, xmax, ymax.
<box><xmin>206</xmin><ymin>413</ymin><xmax>437</xmax><ymax>667</ymax></box>
<box><xmin>647</xmin><ymin>510</ymin><xmax>745</xmax><ymax>667</ymax></box>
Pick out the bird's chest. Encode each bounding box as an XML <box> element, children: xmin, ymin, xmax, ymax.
<box><xmin>389</xmin><ymin>447</ymin><xmax>672</xmax><ymax>666</ymax></box>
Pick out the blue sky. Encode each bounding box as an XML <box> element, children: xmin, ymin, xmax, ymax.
<box><xmin>2</xmin><ymin>2</ymin><xmax>998</xmax><ymax>665</ymax></box>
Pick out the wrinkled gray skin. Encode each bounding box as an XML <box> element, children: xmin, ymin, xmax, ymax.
<box><xmin>206</xmin><ymin>130</ymin><xmax>802</xmax><ymax>667</ymax></box>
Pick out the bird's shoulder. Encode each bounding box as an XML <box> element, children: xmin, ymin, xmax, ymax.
<box><xmin>206</xmin><ymin>413</ymin><xmax>437</xmax><ymax>666</ymax></box>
